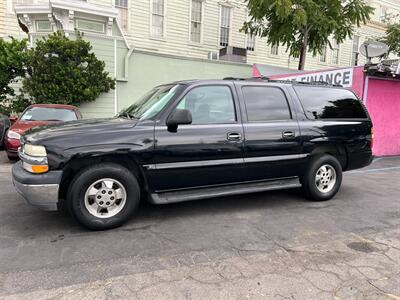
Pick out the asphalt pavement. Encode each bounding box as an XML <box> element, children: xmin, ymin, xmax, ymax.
<box><xmin>0</xmin><ymin>151</ymin><xmax>399</xmax><ymax>299</ymax></box>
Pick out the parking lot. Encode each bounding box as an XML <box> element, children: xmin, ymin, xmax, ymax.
<box><xmin>0</xmin><ymin>151</ymin><xmax>399</xmax><ymax>299</ymax></box>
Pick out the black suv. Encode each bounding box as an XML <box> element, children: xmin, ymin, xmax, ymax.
<box><xmin>12</xmin><ymin>79</ymin><xmax>373</xmax><ymax>230</ymax></box>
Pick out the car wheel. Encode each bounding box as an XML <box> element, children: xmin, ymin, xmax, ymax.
<box><xmin>68</xmin><ymin>163</ymin><xmax>140</xmax><ymax>230</ymax></box>
<box><xmin>7</xmin><ymin>154</ymin><xmax>18</xmax><ymax>162</ymax></box>
<box><xmin>302</xmin><ymin>154</ymin><xmax>342</xmax><ymax>201</ymax></box>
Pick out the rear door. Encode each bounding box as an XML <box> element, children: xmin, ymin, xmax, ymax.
<box><xmin>237</xmin><ymin>83</ymin><xmax>304</xmax><ymax>181</ymax></box>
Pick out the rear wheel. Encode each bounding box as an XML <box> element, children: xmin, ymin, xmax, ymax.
<box><xmin>302</xmin><ymin>154</ymin><xmax>342</xmax><ymax>201</ymax></box>
<box><xmin>67</xmin><ymin>163</ymin><xmax>140</xmax><ymax>230</ymax></box>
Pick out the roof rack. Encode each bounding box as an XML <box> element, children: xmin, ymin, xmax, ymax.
<box><xmin>222</xmin><ymin>77</ymin><xmax>247</xmax><ymax>81</ymax></box>
<box><xmin>270</xmin><ymin>79</ymin><xmax>342</xmax><ymax>87</ymax></box>
<box><xmin>222</xmin><ymin>76</ymin><xmax>342</xmax><ymax>87</ymax></box>
<box><xmin>222</xmin><ymin>76</ymin><xmax>271</xmax><ymax>81</ymax></box>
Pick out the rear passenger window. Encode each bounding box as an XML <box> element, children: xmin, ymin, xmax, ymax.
<box><xmin>294</xmin><ymin>86</ymin><xmax>368</xmax><ymax>119</ymax></box>
<box><xmin>242</xmin><ymin>86</ymin><xmax>291</xmax><ymax>122</ymax></box>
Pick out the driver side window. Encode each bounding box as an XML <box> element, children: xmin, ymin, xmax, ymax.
<box><xmin>177</xmin><ymin>85</ymin><xmax>236</xmax><ymax>124</ymax></box>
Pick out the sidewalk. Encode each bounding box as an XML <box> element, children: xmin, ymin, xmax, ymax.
<box><xmin>2</xmin><ymin>228</ymin><xmax>399</xmax><ymax>300</ymax></box>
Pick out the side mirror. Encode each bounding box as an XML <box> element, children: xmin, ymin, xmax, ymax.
<box><xmin>9</xmin><ymin>116</ymin><xmax>17</xmax><ymax>124</ymax></box>
<box><xmin>166</xmin><ymin>109</ymin><xmax>192</xmax><ymax>132</ymax></box>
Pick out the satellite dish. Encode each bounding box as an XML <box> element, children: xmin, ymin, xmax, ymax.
<box><xmin>360</xmin><ymin>41</ymin><xmax>389</xmax><ymax>59</ymax></box>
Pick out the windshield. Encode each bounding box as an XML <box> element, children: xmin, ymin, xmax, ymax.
<box><xmin>120</xmin><ymin>84</ymin><xmax>181</xmax><ymax>120</ymax></box>
<box><xmin>20</xmin><ymin>107</ymin><xmax>77</xmax><ymax>122</ymax></box>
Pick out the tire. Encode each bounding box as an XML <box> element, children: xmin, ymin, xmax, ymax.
<box><xmin>7</xmin><ymin>154</ymin><xmax>18</xmax><ymax>162</ymax></box>
<box><xmin>302</xmin><ymin>154</ymin><xmax>342</xmax><ymax>201</ymax></box>
<box><xmin>67</xmin><ymin>163</ymin><xmax>140</xmax><ymax>230</ymax></box>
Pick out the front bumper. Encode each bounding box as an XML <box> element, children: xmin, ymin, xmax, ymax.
<box><xmin>12</xmin><ymin>162</ymin><xmax>62</xmax><ymax>211</ymax></box>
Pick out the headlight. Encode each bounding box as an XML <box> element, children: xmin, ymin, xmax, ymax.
<box><xmin>20</xmin><ymin>144</ymin><xmax>48</xmax><ymax>174</ymax></box>
<box><xmin>7</xmin><ymin>130</ymin><xmax>21</xmax><ymax>140</ymax></box>
<box><xmin>24</xmin><ymin>144</ymin><xmax>47</xmax><ymax>157</ymax></box>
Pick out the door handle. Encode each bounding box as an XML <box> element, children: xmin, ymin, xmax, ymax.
<box><xmin>282</xmin><ymin>131</ymin><xmax>295</xmax><ymax>139</ymax></box>
<box><xmin>227</xmin><ymin>132</ymin><xmax>242</xmax><ymax>141</ymax></box>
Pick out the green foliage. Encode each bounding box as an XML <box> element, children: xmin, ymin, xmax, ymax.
<box><xmin>23</xmin><ymin>31</ymin><xmax>115</xmax><ymax>107</ymax></box>
<box><xmin>242</xmin><ymin>0</ymin><xmax>374</xmax><ymax>69</ymax></box>
<box><xmin>381</xmin><ymin>22</ymin><xmax>400</xmax><ymax>57</ymax></box>
<box><xmin>0</xmin><ymin>37</ymin><xmax>27</xmax><ymax>114</ymax></box>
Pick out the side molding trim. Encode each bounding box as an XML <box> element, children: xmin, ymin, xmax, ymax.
<box><xmin>143</xmin><ymin>154</ymin><xmax>309</xmax><ymax>170</ymax></box>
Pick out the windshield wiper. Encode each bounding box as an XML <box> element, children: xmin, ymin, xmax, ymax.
<box><xmin>118</xmin><ymin>111</ymin><xmax>132</xmax><ymax>119</ymax></box>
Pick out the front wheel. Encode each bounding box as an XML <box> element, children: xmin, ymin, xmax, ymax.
<box><xmin>302</xmin><ymin>154</ymin><xmax>343</xmax><ymax>201</ymax></box>
<box><xmin>67</xmin><ymin>163</ymin><xmax>140</xmax><ymax>230</ymax></box>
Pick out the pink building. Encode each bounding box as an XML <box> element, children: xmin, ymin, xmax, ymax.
<box><xmin>253</xmin><ymin>64</ymin><xmax>400</xmax><ymax>156</ymax></box>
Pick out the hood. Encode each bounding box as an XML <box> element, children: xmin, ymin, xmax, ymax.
<box><xmin>24</xmin><ymin>118</ymin><xmax>139</xmax><ymax>149</ymax></box>
<box><xmin>10</xmin><ymin>120</ymin><xmax>59</xmax><ymax>134</ymax></box>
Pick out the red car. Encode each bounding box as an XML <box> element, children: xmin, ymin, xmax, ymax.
<box><xmin>5</xmin><ymin>104</ymin><xmax>82</xmax><ymax>160</ymax></box>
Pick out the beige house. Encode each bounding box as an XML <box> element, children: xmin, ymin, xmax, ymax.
<box><xmin>3</xmin><ymin>0</ymin><xmax>399</xmax><ymax>70</ymax></box>
<box><xmin>120</xmin><ymin>0</ymin><xmax>399</xmax><ymax>69</ymax></box>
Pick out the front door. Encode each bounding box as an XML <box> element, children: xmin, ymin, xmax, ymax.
<box><xmin>147</xmin><ymin>84</ymin><xmax>245</xmax><ymax>192</ymax></box>
<box><xmin>237</xmin><ymin>84</ymin><xmax>303</xmax><ymax>181</ymax></box>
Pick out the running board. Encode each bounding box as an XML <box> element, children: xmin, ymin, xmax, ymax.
<box><xmin>149</xmin><ymin>177</ymin><xmax>301</xmax><ymax>204</ymax></box>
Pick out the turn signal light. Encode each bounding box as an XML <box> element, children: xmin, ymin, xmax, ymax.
<box><xmin>23</xmin><ymin>162</ymin><xmax>49</xmax><ymax>174</ymax></box>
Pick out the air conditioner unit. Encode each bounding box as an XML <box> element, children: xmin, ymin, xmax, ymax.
<box><xmin>208</xmin><ymin>51</ymin><xmax>219</xmax><ymax>60</ymax></box>
<box><xmin>219</xmin><ymin>46</ymin><xmax>247</xmax><ymax>63</ymax></box>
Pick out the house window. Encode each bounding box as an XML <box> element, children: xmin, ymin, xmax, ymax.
<box><xmin>76</xmin><ymin>19</ymin><xmax>105</xmax><ymax>33</ymax></box>
<box><xmin>319</xmin><ymin>44</ymin><xmax>327</xmax><ymax>63</ymax></box>
<box><xmin>245</xmin><ymin>11</ymin><xmax>255</xmax><ymax>51</ymax></box>
<box><xmin>151</xmin><ymin>0</ymin><xmax>165</xmax><ymax>38</ymax></box>
<box><xmin>331</xmin><ymin>40</ymin><xmax>339</xmax><ymax>65</ymax></box>
<box><xmin>6</xmin><ymin>0</ymin><xmax>13</xmax><ymax>14</ymax></box>
<box><xmin>380</xmin><ymin>6</ymin><xmax>388</xmax><ymax>23</ymax></box>
<box><xmin>190</xmin><ymin>0</ymin><xmax>202</xmax><ymax>43</ymax></box>
<box><xmin>7</xmin><ymin>0</ymin><xmax>27</xmax><ymax>14</ymax></box>
<box><xmin>270</xmin><ymin>44</ymin><xmax>279</xmax><ymax>56</ymax></box>
<box><xmin>219</xmin><ymin>6</ymin><xmax>231</xmax><ymax>47</ymax></box>
<box><xmin>36</xmin><ymin>20</ymin><xmax>52</xmax><ymax>32</ymax></box>
<box><xmin>115</xmin><ymin>0</ymin><xmax>127</xmax><ymax>6</ymax></box>
<box><xmin>351</xmin><ymin>35</ymin><xmax>360</xmax><ymax>66</ymax></box>
<box><xmin>115</xmin><ymin>0</ymin><xmax>128</xmax><ymax>30</ymax></box>
<box><xmin>246</xmin><ymin>34</ymin><xmax>255</xmax><ymax>51</ymax></box>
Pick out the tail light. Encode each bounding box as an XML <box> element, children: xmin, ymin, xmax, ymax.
<box><xmin>370</xmin><ymin>127</ymin><xmax>374</xmax><ymax>149</ymax></box>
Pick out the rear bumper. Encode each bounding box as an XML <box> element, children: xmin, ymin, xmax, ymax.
<box><xmin>346</xmin><ymin>150</ymin><xmax>374</xmax><ymax>171</ymax></box>
<box><xmin>12</xmin><ymin>162</ymin><xmax>62</xmax><ymax>211</ymax></box>
<box><xmin>5</xmin><ymin>137</ymin><xmax>20</xmax><ymax>153</ymax></box>
<box><xmin>6</xmin><ymin>149</ymin><xmax>18</xmax><ymax>159</ymax></box>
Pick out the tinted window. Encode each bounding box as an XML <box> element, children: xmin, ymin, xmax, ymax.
<box><xmin>20</xmin><ymin>107</ymin><xmax>77</xmax><ymax>122</ymax></box>
<box><xmin>294</xmin><ymin>86</ymin><xmax>368</xmax><ymax>119</ymax></box>
<box><xmin>177</xmin><ymin>85</ymin><xmax>236</xmax><ymax>124</ymax></box>
<box><xmin>242</xmin><ymin>86</ymin><xmax>291</xmax><ymax>122</ymax></box>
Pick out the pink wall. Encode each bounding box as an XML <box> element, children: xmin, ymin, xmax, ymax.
<box><xmin>365</xmin><ymin>78</ymin><xmax>400</xmax><ymax>156</ymax></box>
<box><xmin>351</xmin><ymin>67</ymin><xmax>365</xmax><ymax>98</ymax></box>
